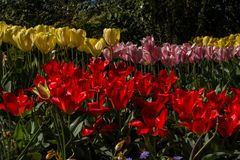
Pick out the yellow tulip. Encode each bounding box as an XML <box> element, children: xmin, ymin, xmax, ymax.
<box><xmin>0</xmin><ymin>21</ymin><xmax>8</xmax><ymax>46</ymax></box>
<box><xmin>68</xmin><ymin>28</ymin><xmax>86</xmax><ymax>48</ymax></box>
<box><xmin>12</xmin><ymin>28</ymin><xmax>35</xmax><ymax>52</ymax></box>
<box><xmin>78</xmin><ymin>38</ymin><xmax>106</xmax><ymax>57</ymax></box>
<box><xmin>34</xmin><ymin>32</ymin><xmax>57</xmax><ymax>54</ymax></box>
<box><xmin>54</xmin><ymin>27</ymin><xmax>86</xmax><ymax>48</ymax></box>
<box><xmin>202</xmin><ymin>36</ymin><xmax>216</xmax><ymax>46</ymax></box>
<box><xmin>34</xmin><ymin>25</ymin><xmax>55</xmax><ymax>33</ymax></box>
<box><xmin>193</xmin><ymin>36</ymin><xmax>202</xmax><ymax>45</ymax></box>
<box><xmin>216</xmin><ymin>39</ymin><xmax>226</xmax><ymax>48</ymax></box>
<box><xmin>103</xmin><ymin>28</ymin><xmax>120</xmax><ymax>46</ymax></box>
<box><xmin>54</xmin><ymin>27</ymin><xmax>71</xmax><ymax>48</ymax></box>
<box><xmin>234</xmin><ymin>35</ymin><xmax>240</xmax><ymax>47</ymax></box>
<box><xmin>2</xmin><ymin>25</ymin><xmax>23</xmax><ymax>46</ymax></box>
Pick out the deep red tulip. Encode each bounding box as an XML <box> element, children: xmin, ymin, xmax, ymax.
<box><xmin>107</xmin><ymin>79</ymin><xmax>135</xmax><ymax>110</ymax></box>
<box><xmin>87</xmin><ymin>94</ymin><xmax>110</xmax><ymax>116</ymax></box>
<box><xmin>82</xmin><ymin>117</ymin><xmax>118</xmax><ymax>136</ymax></box>
<box><xmin>0</xmin><ymin>90</ymin><xmax>33</xmax><ymax>116</ymax></box>
<box><xmin>134</xmin><ymin>71</ymin><xmax>156</xmax><ymax>97</ymax></box>
<box><xmin>129</xmin><ymin>96</ymin><xmax>169</xmax><ymax>137</ymax></box>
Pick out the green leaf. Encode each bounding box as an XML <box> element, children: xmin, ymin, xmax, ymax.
<box><xmin>4</xmin><ymin>81</ymin><xmax>12</xmax><ymax>92</ymax></box>
<box><xmin>26</xmin><ymin>152</ymin><xmax>42</xmax><ymax>160</ymax></box>
<box><xmin>70</xmin><ymin>116</ymin><xmax>84</xmax><ymax>137</ymax></box>
<box><xmin>13</xmin><ymin>123</ymin><xmax>24</xmax><ymax>141</ymax></box>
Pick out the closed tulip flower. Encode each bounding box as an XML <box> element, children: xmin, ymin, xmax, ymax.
<box><xmin>103</xmin><ymin>28</ymin><xmax>120</xmax><ymax>46</ymax></box>
<box><xmin>54</xmin><ymin>27</ymin><xmax>70</xmax><ymax>47</ymax></box>
<box><xmin>34</xmin><ymin>32</ymin><xmax>57</xmax><ymax>54</ymax></box>
<box><xmin>68</xmin><ymin>28</ymin><xmax>86</xmax><ymax>48</ymax></box>
<box><xmin>12</xmin><ymin>28</ymin><xmax>35</xmax><ymax>52</ymax></box>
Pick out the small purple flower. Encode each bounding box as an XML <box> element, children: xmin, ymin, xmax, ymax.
<box><xmin>126</xmin><ymin>158</ymin><xmax>133</xmax><ymax>160</ymax></box>
<box><xmin>140</xmin><ymin>151</ymin><xmax>150</xmax><ymax>159</ymax></box>
<box><xmin>173</xmin><ymin>155</ymin><xmax>183</xmax><ymax>160</ymax></box>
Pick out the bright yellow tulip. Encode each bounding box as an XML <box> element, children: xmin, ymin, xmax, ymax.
<box><xmin>2</xmin><ymin>25</ymin><xmax>23</xmax><ymax>46</ymax></box>
<box><xmin>103</xmin><ymin>28</ymin><xmax>120</xmax><ymax>46</ymax></box>
<box><xmin>34</xmin><ymin>25</ymin><xmax>55</xmax><ymax>33</ymax></box>
<box><xmin>216</xmin><ymin>39</ymin><xmax>226</xmax><ymax>48</ymax></box>
<box><xmin>234</xmin><ymin>35</ymin><xmax>240</xmax><ymax>47</ymax></box>
<box><xmin>68</xmin><ymin>28</ymin><xmax>86</xmax><ymax>48</ymax></box>
<box><xmin>12</xmin><ymin>28</ymin><xmax>35</xmax><ymax>52</ymax></box>
<box><xmin>54</xmin><ymin>27</ymin><xmax>71</xmax><ymax>47</ymax></box>
<box><xmin>78</xmin><ymin>38</ymin><xmax>106</xmax><ymax>57</ymax></box>
<box><xmin>34</xmin><ymin>32</ymin><xmax>57</xmax><ymax>54</ymax></box>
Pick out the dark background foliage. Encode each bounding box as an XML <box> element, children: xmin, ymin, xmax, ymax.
<box><xmin>1</xmin><ymin>0</ymin><xmax>240</xmax><ymax>44</ymax></box>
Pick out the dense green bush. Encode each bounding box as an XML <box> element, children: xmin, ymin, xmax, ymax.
<box><xmin>1</xmin><ymin>0</ymin><xmax>240</xmax><ymax>43</ymax></box>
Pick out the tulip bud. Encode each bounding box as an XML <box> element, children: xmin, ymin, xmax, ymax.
<box><xmin>114</xmin><ymin>139</ymin><xmax>125</xmax><ymax>152</ymax></box>
<box><xmin>32</xmin><ymin>81</ymin><xmax>50</xmax><ymax>100</ymax></box>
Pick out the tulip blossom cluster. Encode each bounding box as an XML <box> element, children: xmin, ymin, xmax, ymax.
<box><xmin>31</xmin><ymin>58</ymin><xmax>176</xmax><ymax>137</ymax></box>
<box><xmin>193</xmin><ymin>34</ymin><xmax>240</xmax><ymax>48</ymax></box>
<box><xmin>172</xmin><ymin>88</ymin><xmax>240</xmax><ymax>137</ymax></box>
<box><xmin>0</xmin><ymin>90</ymin><xmax>33</xmax><ymax>116</ymax></box>
<box><xmin>1</xmin><ymin>59</ymin><xmax>240</xmax><ymax>138</ymax></box>
<box><xmin>0</xmin><ymin>21</ymin><xmax>120</xmax><ymax>55</ymax></box>
<box><xmin>103</xmin><ymin>36</ymin><xmax>240</xmax><ymax>66</ymax></box>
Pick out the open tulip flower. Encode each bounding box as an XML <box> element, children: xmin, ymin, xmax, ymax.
<box><xmin>12</xmin><ymin>28</ymin><xmax>35</xmax><ymax>52</ymax></box>
<box><xmin>78</xmin><ymin>38</ymin><xmax>106</xmax><ymax>57</ymax></box>
<box><xmin>2</xmin><ymin>25</ymin><xmax>23</xmax><ymax>47</ymax></box>
<box><xmin>0</xmin><ymin>90</ymin><xmax>33</xmax><ymax>116</ymax></box>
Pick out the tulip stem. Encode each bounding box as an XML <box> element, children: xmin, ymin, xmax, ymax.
<box><xmin>189</xmin><ymin>134</ymin><xmax>204</xmax><ymax>160</ymax></box>
<box><xmin>17</xmin><ymin>119</ymin><xmax>50</xmax><ymax>160</ymax></box>
<box><xmin>51</xmin><ymin>106</ymin><xmax>66</xmax><ymax>160</ymax></box>
<box><xmin>193</xmin><ymin>119</ymin><xmax>219</xmax><ymax>160</ymax></box>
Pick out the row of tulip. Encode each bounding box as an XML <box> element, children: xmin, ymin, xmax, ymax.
<box><xmin>0</xmin><ymin>21</ymin><xmax>120</xmax><ymax>55</ymax></box>
<box><xmin>104</xmin><ymin>36</ymin><xmax>240</xmax><ymax>66</ymax></box>
<box><xmin>193</xmin><ymin>34</ymin><xmax>240</xmax><ymax>48</ymax></box>
<box><xmin>1</xmin><ymin>58</ymin><xmax>239</xmax><ymax>159</ymax></box>
<box><xmin>1</xmin><ymin>58</ymin><xmax>239</xmax><ymax>138</ymax></box>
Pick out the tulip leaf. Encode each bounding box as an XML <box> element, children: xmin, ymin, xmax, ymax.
<box><xmin>4</xmin><ymin>81</ymin><xmax>12</xmax><ymax>92</ymax></box>
<box><xmin>13</xmin><ymin>123</ymin><xmax>24</xmax><ymax>149</ymax></box>
<box><xmin>25</xmin><ymin>152</ymin><xmax>42</xmax><ymax>160</ymax></box>
<box><xmin>13</xmin><ymin>123</ymin><xmax>24</xmax><ymax>141</ymax></box>
<box><xmin>70</xmin><ymin>117</ymin><xmax>84</xmax><ymax>137</ymax></box>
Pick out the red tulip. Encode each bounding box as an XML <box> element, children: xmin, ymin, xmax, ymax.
<box><xmin>129</xmin><ymin>96</ymin><xmax>169</xmax><ymax>137</ymax></box>
<box><xmin>0</xmin><ymin>90</ymin><xmax>33</xmax><ymax>116</ymax></box>
<box><xmin>134</xmin><ymin>71</ymin><xmax>156</xmax><ymax>97</ymax></box>
<box><xmin>107</xmin><ymin>79</ymin><xmax>135</xmax><ymax>110</ymax></box>
<box><xmin>87</xmin><ymin>94</ymin><xmax>110</xmax><ymax>116</ymax></box>
<box><xmin>82</xmin><ymin>117</ymin><xmax>118</xmax><ymax>136</ymax></box>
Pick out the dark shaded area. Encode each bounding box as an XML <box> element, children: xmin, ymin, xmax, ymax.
<box><xmin>0</xmin><ymin>0</ymin><xmax>240</xmax><ymax>43</ymax></box>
